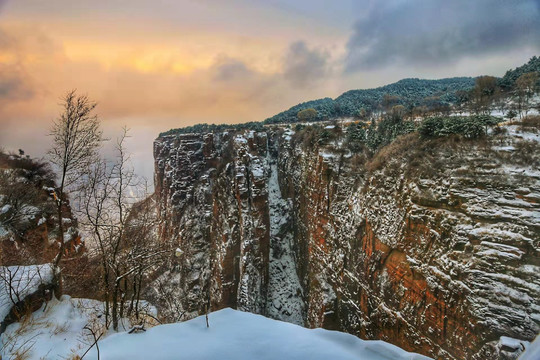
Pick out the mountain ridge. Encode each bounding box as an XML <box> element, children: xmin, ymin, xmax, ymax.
<box><xmin>160</xmin><ymin>56</ymin><xmax>540</xmax><ymax>136</ymax></box>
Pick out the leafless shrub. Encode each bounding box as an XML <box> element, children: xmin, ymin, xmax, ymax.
<box><xmin>521</xmin><ymin>115</ymin><xmax>540</xmax><ymax>130</ymax></box>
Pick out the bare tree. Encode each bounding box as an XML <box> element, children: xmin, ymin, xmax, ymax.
<box><xmin>515</xmin><ymin>72</ymin><xmax>539</xmax><ymax>118</ymax></box>
<box><xmin>121</xmin><ymin>194</ymin><xmax>169</xmax><ymax>321</ymax></box>
<box><xmin>471</xmin><ymin>76</ymin><xmax>498</xmax><ymax>114</ymax></box>
<box><xmin>77</xmin><ymin>129</ymin><xmax>168</xmax><ymax>331</ymax></box>
<box><xmin>80</xmin><ymin>325</ymin><xmax>103</xmax><ymax>360</ymax></box>
<box><xmin>77</xmin><ymin>130</ymin><xmax>132</xmax><ymax>330</ymax></box>
<box><xmin>48</xmin><ymin>90</ymin><xmax>103</xmax><ymax>272</ymax></box>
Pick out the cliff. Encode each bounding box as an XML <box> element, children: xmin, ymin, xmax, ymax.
<box><xmin>150</xmin><ymin>123</ymin><xmax>539</xmax><ymax>359</ymax></box>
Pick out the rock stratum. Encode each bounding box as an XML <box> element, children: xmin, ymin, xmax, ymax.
<box><xmin>150</xmin><ymin>124</ymin><xmax>539</xmax><ymax>359</ymax></box>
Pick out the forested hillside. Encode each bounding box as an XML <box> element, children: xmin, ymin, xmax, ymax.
<box><xmin>500</xmin><ymin>56</ymin><xmax>540</xmax><ymax>89</ymax></box>
<box><xmin>265</xmin><ymin>77</ymin><xmax>475</xmax><ymax>124</ymax></box>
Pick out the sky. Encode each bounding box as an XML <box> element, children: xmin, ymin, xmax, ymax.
<box><xmin>0</xmin><ymin>0</ymin><xmax>538</xmax><ymax>183</ymax></box>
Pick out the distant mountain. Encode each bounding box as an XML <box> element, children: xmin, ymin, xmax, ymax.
<box><xmin>263</xmin><ymin>77</ymin><xmax>475</xmax><ymax>124</ymax></box>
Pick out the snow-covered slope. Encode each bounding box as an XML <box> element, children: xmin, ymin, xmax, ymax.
<box><xmin>0</xmin><ymin>264</ymin><xmax>54</xmax><ymax>323</ymax></box>
<box><xmin>1</xmin><ymin>295</ymin><xmax>106</xmax><ymax>360</ymax></box>
<box><xmin>89</xmin><ymin>308</ymin><xmax>431</xmax><ymax>360</ymax></box>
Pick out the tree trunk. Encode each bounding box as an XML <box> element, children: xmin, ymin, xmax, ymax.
<box><xmin>135</xmin><ymin>274</ymin><xmax>142</xmax><ymax>320</ymax></box>
<box><xmin>53</xmin><ymin>200</ymin><xmax>65</xmax><ymax>299</ymax></box>
<box><xmin>112</xmin><ymin>280</ymin><xmax>119</xmax><ymax>331</ymax></box>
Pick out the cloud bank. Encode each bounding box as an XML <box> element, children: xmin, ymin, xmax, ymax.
<box><xmin>346</xmin><ymin>0</ymin><xmax>540</xmax><ymax>71</ymax></box>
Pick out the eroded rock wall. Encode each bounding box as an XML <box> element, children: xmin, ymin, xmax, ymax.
<box><xmin>151</xmin><ymin>126</ymin><xmax>539</xmax><ymax>359</ymax></box>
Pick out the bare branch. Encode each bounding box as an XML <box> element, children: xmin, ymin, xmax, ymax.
<box><xmin>48</xmin><ymin>90</ymin><xmax>103</xmax><ymax>271</ymax></box>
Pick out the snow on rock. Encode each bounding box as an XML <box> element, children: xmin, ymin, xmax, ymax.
<box><xmin>266</xmin><ymin>150</ymin><xmax>304</xmax><ymax>325</ymax></box>
<box><xmin>89</xmin><ymin>308</ymin><xmax>431</xmax><ymax>360</ymax></box>
<box><xmin>0</xmin><ymin>264</ymin><xmax>54</xmax><ymax>322</ymax></box>
<box><xmin>0</xmin><ymin>224</ymin><xmax>8</xmax><ymax>237</ymax></box>
<box><xmin>505</xmin><ymin>125</ymin><xmax>540</xmax><ymax>143</ymax></box>
<box><xmin>0</xmin><ymin>204</ymin><xmax>11</xmax><ymax>214</ymax></box>
<box><xmin>499</xmin><ymin>336</ymin><xmax>528</xmax><ymax>352</ymax></box>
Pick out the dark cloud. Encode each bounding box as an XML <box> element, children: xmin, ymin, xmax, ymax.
<box><xmin>346</xmin><ymin>0</ymin><xmax>540</xmax><ymax>72</ymax></box>
<box><xmin>0</xmin><ymin>73</ymin><xmax>32</xmax><ymax>100</ymax></box>
<box><xmin>283</xmin><ymin>41</ymin><xmax>329</xmax><ymax>88</ymax></box>
<box><xmin>0</xmin><ymin>64</ymin><xmax>35</xmax><ymax>104</ymax></box>
<box><xmin>213</xmin><ymin>58</ymin><xmax>254</xmax><ymax>82</ymax></box>
<box><xmin>0</xmin><ymin>29</ymin><xmax>34</xmax><ymax>102</ymax></box>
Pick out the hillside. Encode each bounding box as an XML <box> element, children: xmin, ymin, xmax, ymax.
<box><xmin>0</xmin><ymin>152</ymin><xmax>92</xmax><ymax>301</ymax></box>
<box><xmin>265</xmin><ymin>77</ymin><xmax>475</xmax><ymax>124</ymax></box>
<box><xmin>0</xmin><ymin>152</ymin><xmax>82</xmax><ymax>265</ymax></box>
<box><xmin>500</xmin><ymin>56</ymin><xmax>540</xmax><ymax>89</ymax></box>
<box><xmin>161</xmin><ymin>56</ymin><xmax>540</xmax><ymax>137</ymax></box>
<box><xmin>162</xmin><ymin>77</ymin><xmax>476</xmax><ymax>136</ymax></box>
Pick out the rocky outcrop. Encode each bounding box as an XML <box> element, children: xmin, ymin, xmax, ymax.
<box><xmin>0</xmin><ymin>152</ymin><xmax>86</xmax><ymax>297</ymax></box>
<box><xmin>151</xmin><ymin>125</ymin><xmax>539</xmax><ymax>359</ymax></box>
<box><xmin>0</xmin><ymin>153</ymin><xmax>83</xmax><ymax>266</ymax></box>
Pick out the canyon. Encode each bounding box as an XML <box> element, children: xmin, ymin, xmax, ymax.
<box><xmin>149</xmin><ymin>123</ymin><xmax>540</xmax><ymax>359</ymax></box>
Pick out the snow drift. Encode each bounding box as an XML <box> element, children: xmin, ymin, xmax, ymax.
<box><xmin>89</xmin><ymin>308</ymin><xmax>431</xmax><ymax>360</ymax></box>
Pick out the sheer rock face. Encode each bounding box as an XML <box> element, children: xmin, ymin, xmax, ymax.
<box><xmin>153</xmin><ymin>132</ymin><xmax>270</xmax><ymax>317</ymax></box>
<box><xmin>152</xmin><ymin>127</ymin><xmax>539</xmax><ymax>360</ymax></box>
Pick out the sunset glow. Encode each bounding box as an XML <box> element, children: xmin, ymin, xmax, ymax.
<box><xmin>0</xmin><ymin>0</ymin><xmax>538</xmax><ymax>180</ymax></box>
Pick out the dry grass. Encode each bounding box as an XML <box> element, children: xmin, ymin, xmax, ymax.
<box><xmin>506</xmin><ymin>115</ymin><xmax>540</xmax><ymax>129</ymax></box>
<box><xmin>2</xmin><ymin>330</ymin><xmax>38</xmax><ymax>360</ymax></box>
<box><xmin>521</xmin><ymin>115</ymin><xmax>540</xmax><ymax>129</ymax></box>
<box><xmin>364</xmin><ymin>131</ymin><xmax>491</xmax><ymax>181</ymax></box>
<box><xmin>51</xmin><ymin>321</ymin><xmax>69</xmax><ymax>335</ymax></box>
<box><xmin>512</xmin><ymin>140</ymin><xmax>540</xmax><ymax>167</ymax></box>
<box><xmin>11</xmin><ymin>350</ymin><xmax>31</xmax><ymax>360</ymax></box>
<box><xmin>365</xmin><ymin>133</ymin><xmax>420</xmax><ymax>172</ymax></box>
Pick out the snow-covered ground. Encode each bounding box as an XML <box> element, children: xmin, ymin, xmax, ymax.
<box><xmin>2</xmin><ymin>297</ymin><xmax>435</xmax><ymax>360</ymax></box>
<box><xmin>1</xmin><ymin>295</ymin><xmax>106</xmax><ymax>360</ymax></box>
<box><xmin>88</xmin><ymin>308</ymin><xmax>431</xmax><ymax>360</ymax></box>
